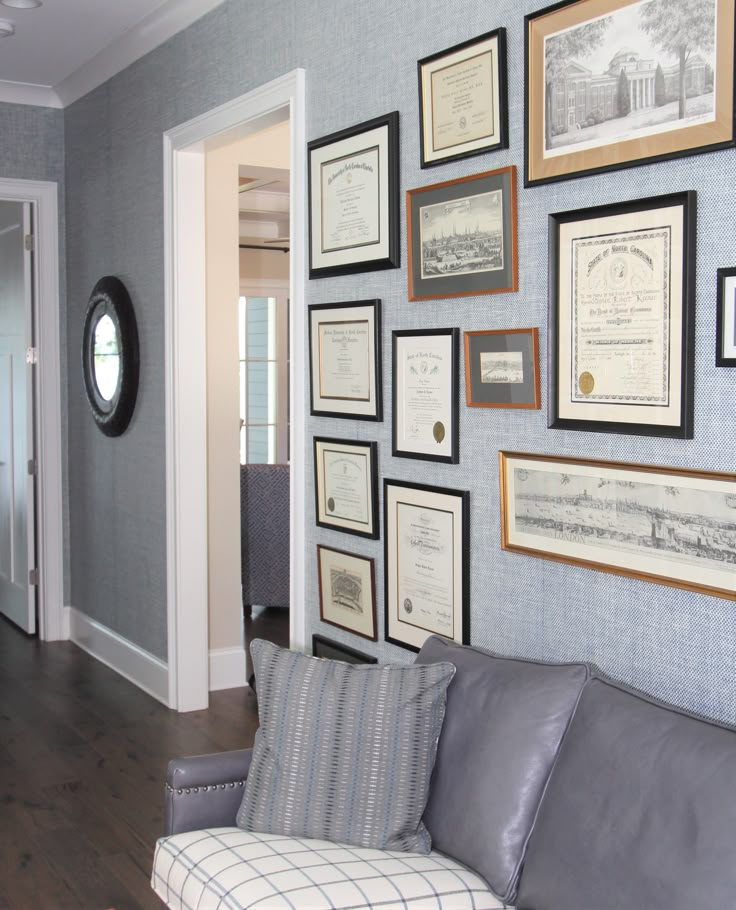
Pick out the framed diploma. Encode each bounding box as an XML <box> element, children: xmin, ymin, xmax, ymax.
<box><xmin>309</xmin><ymin>299</ymin><xmax>382</xmax><ymax>420</ymax></box>
<box><xmin>312</xmin><ymin>635</ymin><xmax>377</xmax><ymax>664</ymax></box>
<box><xmin>407</xmin><ymin>166</ymin><xmax>518</xmax><ymax>301</ymax></box>
<box><xmin>384</xmin><ymin>479</ymin><xmax>470</xmax><ymax>652</ymax></box>
<box><xmin>525</xmin><ymin>0</ymin><xmax>736</xmax><ymax>187</ymax></box>
<box><xmin>314</xmin><ymin>437</ymin><xmax>379</xmax><ymax>539</ymax></box>
<box><xmin>716</xmin><ymin>267</ymin><xmax>736</xmax><ymax>367</ymax></box>
<box><xmin>549</xmin><ymin>192</ymin><xmax>696</xmax><ymax>438</ymax></box>
<box><xmin>317</xmin><ymin>545</ymin><xmax>377</xmax><ymax>641</ymax></box>
<box><xmin>392</xmin><ymin>328</ymin><xmax>459</xmax><ymax>463</ymax></box>
<box><xmin>418</xmin><ymin>28</ymin><xmax>508</xmax><ymax>168</ymax></box>
<box><xmin>500</xmin><ymin>451</ymin><xmax>736</xmax><ymax>601</ymax></box>
<box><xmin>464</xmin><ymin>328</ymin><xmax>541</xmax><ymax>409</ymax></box>
<box><xmin>308</xmin><ymin>112</ymin><xmax>400</xmax><ymax>278</ymax></box>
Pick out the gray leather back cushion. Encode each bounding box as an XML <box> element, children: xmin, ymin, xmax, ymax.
<box><xmin>415</xmin><ymin>636</ymin><xmax>589</xmax><ymax>903</ymax></box>
<box><xmin>517</xmin><ymin>677</ymin><xmax>736</xmax><ymax>910</ymax></box>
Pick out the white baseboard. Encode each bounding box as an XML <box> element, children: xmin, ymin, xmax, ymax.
<box><xmin>209</xmin><ymin>646</ymin><xmax>247</xmax><ymax>691</ymax></box>
<box><xmin>66</xmin><ymin>606</ymin><xmax>169</xmax><ymax>706</ymax></box>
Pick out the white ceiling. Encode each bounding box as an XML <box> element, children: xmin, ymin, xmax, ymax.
<box><xmin>0</xmin><ymin>0</ymin><xmax>226</xmax><ymax>108</ymax></box>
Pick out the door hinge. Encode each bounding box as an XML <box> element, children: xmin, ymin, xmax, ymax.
<box><xmin>27</xmin><ymin>458</ymin><xmax>37</xmax><ymax>476</ymax></box>
<box><xmin>24</xmin><ymin>233</ymin><xmax>34</xmax><ymax>252</ymax></box>
<box><xmin>29</xmin><ymin>567</ymin><xmax>39</xmax><ymax>586</ymax></box>
<box><xmin>25</xmin><ymin>347</ymin><xmax>38</xmax><ymax>365</ymax></box>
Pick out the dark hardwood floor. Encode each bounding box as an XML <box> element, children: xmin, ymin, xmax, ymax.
<box><xmin>0</xmin><ymin>609</ymin><xmax>290</xmax><ymax>909</ymax></box>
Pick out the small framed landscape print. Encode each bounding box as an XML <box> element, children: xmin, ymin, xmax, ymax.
<box><xmin>314</xmin><ymin>437</ymin><xmax>379</xmax><ymax>539</ymax></box>
<box><xmin>317</xmin><ymin>545</ymin><xmax>377</xmax><ymax>641</ymax></box>
<box><xmin>464</xmin><ymin>328</ymin><xmax>541</xmax><ymax>409</ymax></box>
<box><xmin>312</xmin><ymin>634</ymin><xmax>378</xmax><ymax>665</ymax></box>
<box><xmin>525</xmin><ymin>0</ymin><xmax>736</xmax><ymax>186</ymax></box>
<box><xmin>308</xmin><ymin>112</ymin><xmax>400</xmax><ymax>278</ymax></box>
<box><xmin>716</xmin><ymin>267</ymin><xmax>736</xmax><ymax>366</ymax></box>
<box><xmin>309</xmin><ymin>300</ymin><xmax>382</xmax><ymax>420</ymax></box>
<box><xmin>418</xmin><ymin>28</ymin><xmax>508</xmax><ymax>168</ymax></box>
<box><xmin>392</xmin><ymin>328</ymin><xmax>459</xmax><ymax>463</ymax></box>
<box><xmin>549</xmin><ymin>192</ymin><xmax>695</xmax><ymax>438</ymax></box>
<box><xmin>499</xmin><ymin>451</ymin><xmax>736</xmax><ymax>601</ymax></box>
<box><xmin>407</xmin><ymin>165</ymin><xmax>518</xmax><ymax>301</ymax></box>
<box><xmin>384</xmin><ymin>479</ymin><xmax>470</xmax><ymax>652</ymax></box>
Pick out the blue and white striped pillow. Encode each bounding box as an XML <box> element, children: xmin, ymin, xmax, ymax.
<box><xmin>236</xmin><ymin>639</ymin><xmax>455</xmax><ymax>853</ymax></box>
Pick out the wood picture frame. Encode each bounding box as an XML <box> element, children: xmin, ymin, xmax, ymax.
<box><xmin>548</xmin><ymin>191</ymin><xmax>696</xmax><ymax>438</ymax></box>
<box><xmin>312</xmin><ymin>634</ymin><xmax>378</xmax><ymax>664</ymax></box>
<box><xmin>314</xmin><ymin>437</ymin><xmax>379</xmax><ymax>539</ymax></box>
<box><xmin>716</xmin><ymin>267</ymin><xmax>736</xmax><ymax>366</ymax></box>
<box><xmin>418</xmin><ymin>28</ymin><xmax>509</xmax><ymax>168</ymax></box>
<box><xmin>464</xmin><ymin>328</ymin><xmax>541</xmax><ymax>408</ymax></box>
<box><xmin>308</xmin><ymin>112</ymin><xmax>400</xmax><ymax>278</ymax></box>
<box><xmin>499</xmin><ymin>451</ymin><xmax>736</xmax><ymax>600</ymax></box>
<box><xmin>524</xmin><ymin>0</ymin><xmax>736</xmax><ymax>186</ymax></box>
<box><xmin>316</xmin><ymin>545</ymin><xmax>377</xmax><ymax>641</ymax></box>
<box><xmin>407</xmin><ymin>166</ymin><xmax>518</xmax><ymax>301</ymax></box>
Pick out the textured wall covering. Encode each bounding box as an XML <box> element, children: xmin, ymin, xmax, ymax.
<box><xmin>62</xmin><ymin>0</ymin><xmax>735</xmax><ymax>721</ymax></box>
<box><xmin>0</xmin><ymin>102</ymin><xmax>69</xmax><ymax>602</ymax></box>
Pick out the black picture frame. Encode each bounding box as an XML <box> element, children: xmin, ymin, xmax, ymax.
<box><xmin>418</xmin><ymin>28</ymin><xmax>509</xmax><ymax>168</ymax></box>
<box><xmin>308</xmin><ymin>112</ymin><xmax>400</xmax><ymax>278</ymax></box>
<box><xmin>716</xmin><ymin>267</ymin><xmax>736</xmax><ymax>367</ymax></box>
<box><xmin>524</xmin><ymin>0</ymin><xmax>736</xmax><ymax>187</ymax></box>
<box><xmin>313</xmin><ymin>437</ymin><xmax>379</xmax><ymax>539</ymax></box>
<box><xmin>308</xmin><ymin>299</ymin><xmax>382</xmax><ymax>421</ymax></box>
<box><xmin>384</xmin><ymin>478</ymin><xmax>470</xmax><ymax>652</ymax></box>
<box><xmin>392</xmin><ymin>328</ymin><xmax>460</xmax><ymax>464</ymax></box>
<box><xmin>312</xmin><ymin>634</ymin><xmax>378</xmax><ymax>664</ymax></box>
<box><xmin>548</xmin><ymin>191</ymin><xmax>696</xmax><ymax>438</ymax></box>
<box><xmin>316</xmin><ymin>544</ymin><xmax>377</xmax><ymax>641</ymax></box>
<box><xmin>464</xmin><ymin>328</ymin><xmax>541</xmax><ymax>409</ymax></box>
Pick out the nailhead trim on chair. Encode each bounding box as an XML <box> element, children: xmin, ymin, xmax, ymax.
<box><xmin>165</xmin><ymin>781</ymin><xmax>245</xmax><ymax>795</ymax></box>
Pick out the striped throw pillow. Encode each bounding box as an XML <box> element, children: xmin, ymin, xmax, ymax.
<box><xmin>236</xmin><ymin>639</ymin><xmax>455</xmax><ymax>853</ymax></box>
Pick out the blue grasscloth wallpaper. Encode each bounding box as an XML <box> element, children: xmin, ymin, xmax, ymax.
<box><xmin>21</xmin><ymin>0</ymin><xmax>736</xmax><ymax>720</ymax></box>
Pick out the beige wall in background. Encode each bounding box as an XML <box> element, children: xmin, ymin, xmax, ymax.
<box><xmin>205</xmin><ymin>119</ymin><xmax>290</xmax><ymax>659</ymax></box>
<box><xmin>239</xmin><ymin>246</ymin><xmax>290</xmax><ymax>282</ymax></box>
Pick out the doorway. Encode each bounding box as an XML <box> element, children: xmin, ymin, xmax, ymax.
<box><xmin>164</xmin><ymin>71</ymin><xmax>306</xmax><ymax>712</ymax></box>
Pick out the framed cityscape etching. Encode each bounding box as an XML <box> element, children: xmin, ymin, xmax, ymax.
<box><xmin>316</xmin><ymin>545</ymin><xmax>377</xmax><ymax>641</ymax></box>
<box><xmin>464</xmin><ymin>328</ymin><xmax>541</xmax><ymax>408</ymax></box>
<box><xmin>716</xmin><ymin>267</ymin><xmax>736</xmax><ymax>366</ymax></box>
<box><xmin>548</xmin><ymin>192</ymin><xmax>696</xmax><ymax>438</ymax></box>
<box><xmin>406</xmin><ymin>166</ymin><xmax>518</xmax><ymax>300</ymax></box>
<box><xmin>418</xmin><ymin>28</ymin><xmax>508</xmax><ymax>167</ymax></box>
<box><xmin>499</xmin><ymin>452</ymin><xmax>736</xmax><ymax>600</ymax></box>
<box><xmin>524</xmin><ymin>0</ymin><xmax>736</xmax><ymax>186</ymax></box>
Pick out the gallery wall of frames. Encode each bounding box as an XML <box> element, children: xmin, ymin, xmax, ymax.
<box><xmin>302</xmin><ymin>0</ymin><xmax>736</xmax><ymax>725</ymax></box>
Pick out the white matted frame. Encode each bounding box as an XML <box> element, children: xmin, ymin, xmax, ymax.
<box><xmin>164</xmin><ymin>70</ymin><xmax>306</xmax><ymax>711</ymax></box>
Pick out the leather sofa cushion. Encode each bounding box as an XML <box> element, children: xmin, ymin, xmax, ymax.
<box><xmin>517</xmin><ymin>677</ymin><xmax>736</xmax><ymax>910</ymax></box>
<box><xmin>415</xmin><ymin>636</ymin><xmax>589</xmax><ymax>904</ymax></box>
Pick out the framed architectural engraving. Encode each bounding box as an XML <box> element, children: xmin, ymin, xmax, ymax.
<box><xmin>464</xmin><ymin>328</ymin><xmax>541</xmax><ymax>408</ymax></box>
<box><xmin>500</xmin><ymin>451</ymin><xmax>736</xmax><ymax>600</ymax></box>
<box><xmin>716</xmin><ymin>267</ymin><xmax>736</xmax><ymax>366</ymax></box>
<box><xmin>392</xmin><ymin>328</ymin><xmax>459</xmax><ymax>463</ymax></box>
<box><xmin>312</xmin><ymin>634</ymin><xmax>377</xmax><ymax>664</ymax></box>
<box><xmin>309</xmin><ymin>299</ymin><xmax>382</xmax><ymax>420</ymax></box>
<box><xmin>308</xmin><ymin>112</ymin><xmax>400</xmax><ymax>277</ymax></box>
<box><xmin>525</xmin><ymin>0</ymin><xmax>736</xmax><ymax>186</ymax></box>
<box><xmin>316</xmin><ymin>545</ymin><xmax>377</xmax><ymax>641</ymax></box>
<box><xmin>549</xmin><ymin>192</ymin><xmax>695</xmax><ymax>438</ymax></box>
<box><xmin>314</xmin><ymin>437</ymin><xmax>379</xmax><ymax>539</ymax></box>
<box><xmin>418</xmin><ymin>28</ymin><xmax>508</xmax><ymax>167</ymax></box>
<box><xmin>384</xmin><ymin>479</ymin><xmax>470</xmax><ymax>652</ymax></box>
<box><xmin>407</xmin><ymin>166</ymin><xmax>518</xmax><ymax>300</ymax></box>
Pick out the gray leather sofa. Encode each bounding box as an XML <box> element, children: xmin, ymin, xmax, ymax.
<box><xmin>153</xmin><ymin>636</ymin><xmax>736</xmax><ymax>909</ymax></box>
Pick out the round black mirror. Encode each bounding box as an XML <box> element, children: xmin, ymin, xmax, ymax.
<box><xmin>82</xmin><ymin>276</ymin><xmax>139</xmax><ymax>437</ymax></box>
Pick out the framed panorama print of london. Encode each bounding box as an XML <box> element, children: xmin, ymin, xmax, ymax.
<box><xmin>525</xmin><ymin>0</ymin><xmax>736</xmax><ymax>185</ymax></box>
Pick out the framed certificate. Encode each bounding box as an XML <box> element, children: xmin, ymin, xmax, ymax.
<box><xmin>308</xmin><ymin>112</ymin><xmax>400</xmax><ymax>278</ymax></box>
<box><xmin>314</xmin><ymin>437</ymin><xmax>379</xmax><ymax>539</ymax></box>
<box><xmin>392</xmin><ymin>328</ymin><xmax>459</xmax><ymax>463</ymax></box>
<box><xmin>464</xmin><ymin>328</ymin><xmax>541</xmax><ymax>409</ymax></box>
<box><xmin>317</xmin><ymin>545</ymin><xmax>377</xmax><ymax>641</ymax></box>
<box><xmin>419</xmin><ymin>28</ymin><xmax>508</xmax><ymax>168</ymax></box>
<box><xmin>384</xmin><ymin>479</ymin><xmax>469</xmax><ymax>652</ymax></box>
<box><xmin>309</xmin><ymin>299</ymin><xmax>382</xmax><ymax>420</ymax></box>
<box><xmin>716</xmin><ymin>267</ymin><xmax>736</xmax><ymax>367</ymax></box>
<box><xmin>549</xmin><ymin>192</ymin><xmax>696</xmax><ymax>438</ymax></box>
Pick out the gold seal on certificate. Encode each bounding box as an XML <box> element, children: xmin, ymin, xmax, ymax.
<box><xmin>578</xmin><ymin>372</ymin><xmax>594</xmax><ymax>395</ymax></box>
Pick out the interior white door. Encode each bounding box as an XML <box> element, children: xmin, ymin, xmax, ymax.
<box><xmin>0</xmin><ymin>200</ymin><xmax>36</xmax><ymax>634</ymax></box>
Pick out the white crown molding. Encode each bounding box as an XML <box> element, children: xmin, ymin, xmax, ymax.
<box><xmin>53</xmin><ymin>0</ymin><xmax>226</xmax><ymax>108</ymax></box>
<box><xmin>0</xmin><ymin>79</ymin><xmax>61</xmax><ymax>108</ymax></box>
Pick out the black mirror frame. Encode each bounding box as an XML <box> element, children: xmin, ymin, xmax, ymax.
<box><xmin>82</xmin><ymin>276</ymin><xmax>139</xmax><ymax>437</ymax></box>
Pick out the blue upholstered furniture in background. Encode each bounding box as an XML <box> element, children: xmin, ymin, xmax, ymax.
<box><xmin>240</xmin><ymin>464</ymin><xmax>290</xmax><ymax>613</ymax></box>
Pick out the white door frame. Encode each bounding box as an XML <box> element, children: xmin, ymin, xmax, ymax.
<box><xmin>0</xmin><ymin>178</ymin><xmax>64</xmax><ymax>641</ymax></box>
<box><xmin>163</xmin><ymin>70</ymin><xmax>307</xmax><ymax>712</ymax></box>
